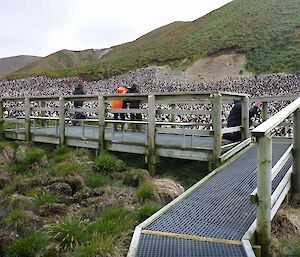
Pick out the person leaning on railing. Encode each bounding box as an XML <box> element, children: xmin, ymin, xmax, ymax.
<box><xmin>72</xmin><ymin>83</ymin><xmax>86</xmax><ymax>125</ymax></box>
<box><xmin>111</xmin><ymin>86</ymin><xmax>128</xmax><ymax>131</ymax></box>
<box><xmin>223</xmin><ymin>100</ymin><xmax>261</xmax><ymax>142</ymax></box>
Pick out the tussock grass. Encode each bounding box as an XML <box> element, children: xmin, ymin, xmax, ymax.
<box><xmin>95</xmin><ymin>153</ymin><xmax>126</xmax><ymax>173</ymax></box>
<box><xmin>25</xmin><ymin>148</ymin><xmax>45</xmax><ymax>166</ymax></box>
<box><xmin>136</xmin><ymin>201</ymin><xmax>162</xmax><ymax>222</ymax></box>
<box><xmin>72</xmin><ymin>236</ymin><xmax>123</xmax><ymax>257</ymax></box>
<box><xmin>136</xmin><ymin>180</ymin><xmax>154</xmax><ymax>201</ymax></box>
<box><xmin>85</xmin><ymin>174</ymin><xmax>108</xmax><ymax>188</ymax></box>
<box><xmin>7</xmin><ymin>209</ymin><xmax>26</xmax><ymax>228</ymax></box>
<box><xmin>87</xmin><ymin>208</ymin><xmax>135</xmax><ymax>238</ymax></box>
<box><xmin>48</xmin><ymin>217</ymin><xmax>87</xmax><ymax>251</ymax></box>
<box><xmin>0</xmin><ymin>183</ymin><xmax>16</xmax><ymax>197</ymax></box>
<box><xmin>49</xmin><ymin>161</ymin><xmax>90</xmax><ymax>177</ymax></box>
<box><xmin>53</xmin><ymin>145</ymin><xmax>69</xmax><ymax>163</ymax></box>
<box><xmin>37</xmin><ymin>191</ymin><xmax>59</xmax><ymax>205</ymax></box>
<box><xmin>5</xmin><ymin>231</ymin><xmax>47</xmax><ymax>257</ymax></box>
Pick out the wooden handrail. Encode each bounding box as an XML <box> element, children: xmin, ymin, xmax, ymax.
<box><xmin>252</xmin><ymin>97</ymin><xmax>300</xmax><ymax>136</ymax></box>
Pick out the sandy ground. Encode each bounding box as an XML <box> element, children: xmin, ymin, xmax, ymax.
<box><xmin>155</xmin><ymin>50</ymin><xmax>252</xmax><ymax>83</ymax></box>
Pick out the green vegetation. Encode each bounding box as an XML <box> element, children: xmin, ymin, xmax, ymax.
<box><xmin>136</xmin><ymin>202</ymin><xmax>162</xmax><ymax>221</ymax></box>
<box><xmin>136</xmin><ymin>180</ymin><xmax>154</xmax><ymax>201</ymax></box>
<box><xmin>0</xmin><ymin>141</ymin><xmax>15</xmax><ymax>151</ymax></box>
<box><xmin>72</xmin><ymin>236</ymin><xmax>122</xmax><ymax>257</ymax></box>
<box><xmin>157</xmin><ymin>158</ymin><xmax>209</xmax><ymax>188</ymax></box>
<box><xmin>7</xmin><ymin>210</ymin><xmax>26</xmax><ymax>228</ymax></box>
<box><xmin>37</xmin><ymin>192</ymin><xmax>59</xmax><ymax>205</ymax></box>
<box><xmin>49</xmin><ymin>162</ymin><xmax>89</xmax><ymax>177</ymax></box>
<box><xmin>9</xmin><ymin>49</ymin><xmax>99</xmax><ymax>79</ymax></box>
<box><xmin>5</xmin><ymin>231</ymin><xmax>47</xmax><ymax>257</ymax></box>
<box><xmin>95</xmin><ymin>152</ymin><xmax>126</xmax><ymax>173</ymax></box>
<box><xmin>48</xmin><ymin>217</ymin><xmax>86</xmax><ymax>251</ymax></box>
<box><xmin>10</xmin><ymin>163</ymin><xmax>28</xmax><ymax>174</ymax></box>
<box><xmin>25</xmin><ymin>148</ymin><xmax>45</xmax><ymax>166</ymax></box>
<box><xmin>8</xmin><ymin>0</ymin><xmax>300</xmax><ymax>80</ymax></box>
<box><xmin>275</xmin><ymin>237</ymin><xmax>300</xmax><ymax>257</ymax></box>
<box><xmin>85</xmin><ymin>174</ymin><xmax>108</xmax><ymax>188</ymax></box>
<box><xmin>0</xmin><ymin>183</ymin><xmax>16</xmax><ymax>197</ymax></box>
<box><xmin>87</xmin><ymin>208</ymin><xmax>134</xmax><ymax>238</ymax></box>
<box><xmin>10</xmin><ymin>147</ymin><xmax>46</xmax><ymax>174</ymax></box>
<box><xmin>0</xmin><ymin>141</ymin><xmax>207</xmax><ymax>257</ymax></box>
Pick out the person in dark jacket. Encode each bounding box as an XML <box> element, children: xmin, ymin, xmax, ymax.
<box><xmin>127</xmin><ymin>84</ymin><xmax>142</xmax><ymax>131</ymax></box>
<box><xmin>223</xmin><ymin>100</ymin><xmax>260</xmax><ymax>142</ymax></box>
<box><xmin>72</xmin><ymin>84</ymin><xmax>86</xmax><ymax>124</ymax></box>
<box><xmin>73</xmin><ymin>84</ymin><xmax>85</xmax><ymax>108</ymax></box>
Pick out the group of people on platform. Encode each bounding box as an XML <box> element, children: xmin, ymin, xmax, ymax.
<box><xmin>111</xmin><ymin>84</ymin><xmax>142</xmax><ymax>131</ymax></box>
<box><xmin>72</xmin><ymin>83</ymin><xmax>142</xmax><ymax>131</ymax></box>
<box><xmin>72</xmin><ymin>82</ymin><xmax>264</xmax><ymax>142</ymax></box>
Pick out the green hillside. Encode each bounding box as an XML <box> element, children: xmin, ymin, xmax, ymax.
<box><xmin>9</xmin><ymin>0</ymin><xmax>300</xmax><ymax>81</ymax></box>
<box><xmin>0</xmin><ymin>55</ymin><xmax>41</xmax><ymax>79</ymax></box>
<box><xmin>12</xmin><ymin>49</ymin><xmax>100</xmax><ymax>76</ymax></box>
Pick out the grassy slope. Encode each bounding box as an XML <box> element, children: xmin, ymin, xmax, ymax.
<box><xmin>12</xmin><ymin>49</ymin><xmax>100</xmax><ymax>76</ymax></box>
<box><xmin>0</xmin><ymin>55</ymin><xmax>41</xmax><ymax>78</ymax></box>
<box><xmin>9</xmin><ymin>0</ymin><xmax>300</xmax><ymax>80</ymax></box>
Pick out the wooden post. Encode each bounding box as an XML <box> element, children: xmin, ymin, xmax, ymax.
<box><xmin>59</xmin><ymin>97</ymin><xmax>65</xmax><ymax>145</ymax></box>
<box><xmin>0</xmin><ymin>99</ymin><xmax>4</xmax><ymax>140</ymax></box>
<box><xmin>242</xmin><ymin>96</ymin><xmax>250</xmax><ymax>141</ymax></box>
<box><xmin>212</xmin><ymin>93</ymin><xmax>222</xmax><ymax>167</ymax></box>
<box><xmin>24</xmin><ymin>97</ymin><xmax>31</xmax><ymax>142</ymax></box>
<box><xmin>293</xmin><ymin>108</ymin><xmax>300</xmax><ymax>199</ymax></box>
<box><xmin>256</xmin><ymin>134</ymin><xmax>272</xmax><ymax>257</ymax></box>
<box><xmin>262</xmin><ymin>102</ymin><xmax>268</xmax><ymax>122</ymax></box>
<box><xmin>147</xmin><ymin>95</ymin><xmax>156</xmax><ymax>175</ymax></box>
<box><xmin>98</xmin><ymin>96</ymin><xmax>106</xmax><ymax>152</ymax></box>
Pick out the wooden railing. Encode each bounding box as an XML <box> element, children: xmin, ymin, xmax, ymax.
<box><xmin>249</xmin><ymin>96</ymin><xmax>300</xmax><ymax>257</ymax></box>
<box><xmin>0</xmin><ymin>91</ymin><xmax>249</xmax><ymax>172</ymax></box>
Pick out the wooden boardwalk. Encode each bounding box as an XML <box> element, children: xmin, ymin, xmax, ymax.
<box><xmin>0</xmin><ymin>91</ymin><xmax>299</xmax><ymax>256</ymax></box>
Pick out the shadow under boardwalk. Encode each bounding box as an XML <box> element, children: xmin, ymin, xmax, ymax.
<box><xmin>135</xmin><ymin>143</ymin><xmax>291</xmax><ymax>257</ymax></box>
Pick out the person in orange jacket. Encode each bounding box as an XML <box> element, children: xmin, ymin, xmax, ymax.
<box><xmin>111</xmin><ymin>86</ymin><xmax>128</xmax><ymax>131</ymax></box>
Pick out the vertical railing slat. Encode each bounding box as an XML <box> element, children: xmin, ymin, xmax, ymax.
<box><xmin>147</xmin><ymin>95</ymin><xmax>156</xmax><ymax>175</ymax></box>
<box><xmin>59</xmin><ymin>97</ymin><xmax>65</xmax><ymax>145</ymax></box>
<box><xmin>212</xmin><ymin>93</ymin><xmax>222</xmax><ymax>167</ymax></box>
<box><xmin>25</xmin><ymin>98</ymin><xmax>31</xmax><ymax>142</ymax></box>
<box><xmin>293</xmin><ymin>108</ymin><xmax>300</xmax><ymax>198</ymax></box>
<box><xmin>262</xmin><ymin>102</ymin><xmax>268</xmax><ymax>122</ymax></box>
<box><xmin>256</xmin><ymin>134</ymin><xmax>272</xmax><ymax>257</ymax></box>
<box><xmin>98</xmin><ymin>96</ymin><xmax>106</xmax><ymax>152</ymax></box>
<box><xmin>242</xmin><ymin>96</ymin><xmax>250</xmax><ymax>140</ymax></box>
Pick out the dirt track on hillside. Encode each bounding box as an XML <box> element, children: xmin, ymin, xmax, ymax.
<box><xmin>155</xmin><ymin>50</ymin><xmax>252</xmax><ymax>83</ymax></box>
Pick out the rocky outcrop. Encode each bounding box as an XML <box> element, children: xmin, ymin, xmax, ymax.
<box><xmin>0</xmin><ymin>147</ymin><xmax>15</xmax><ymax>167</ymax></box>
<box><xmin>66</xmin><ymin>175</ymin><xmax>85</xmax><ymax>194</ymax></box>
<box><xmin>8</xmin><ymin>194</ymin><xmax>39</xmax><ymax>213</ymax></box>
<box><xmin>152</xmin><ymin>178</ymin><xmax>185</xmax><ymax>204</ymax></box>
<box><xmin>47</xmin><ymin>182</ymin><xmax>73</xmax><ymax>196</ymax></box>
<box><xmin>123</xmin><ymin>169</ymin><xmax>150</xmax><ymax>187</ymax></box>
<box><xmin>0</xmin><ymin>173</ymin><xmax>10</xmax><ymax>189</ymax></box>
<box><xmin>39</xmin><ymin>203</ymin><xmax>68</xmax><ymax>216</ymax></box>
<box><xmin>272</xmin><ymin>207</ymin><xmax>300</xmax><ymax>239</ymax></box>
<box><xmin>11</xmin><ymin>211</ymin><xmax>43</xmax><ymax>237</ymax></box>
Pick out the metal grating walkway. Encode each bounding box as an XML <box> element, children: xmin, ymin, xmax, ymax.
<box><xmin>135</xmin><ymin>144</ymin><xmax>291</xmax><ymax>257</ymax></box>
<box><xmin>138</xmin><ymin>234</ymin><xmax>245</xmax><ymax>257</ymax></box>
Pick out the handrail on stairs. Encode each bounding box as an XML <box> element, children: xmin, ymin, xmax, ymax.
<box><xmin>250</xmin><ymin>96</ymin><xmax>300</xmax><ymax>257</ymax></box>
